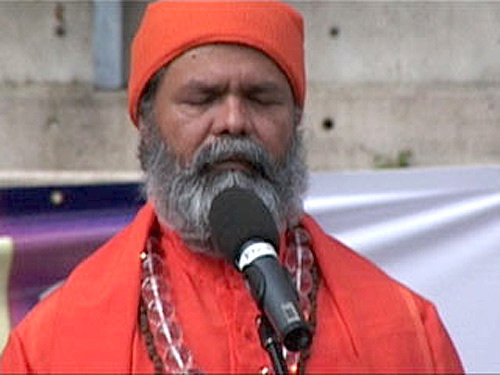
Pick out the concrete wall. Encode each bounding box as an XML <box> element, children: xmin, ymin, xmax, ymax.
<box><xmin>0</xmin><ymin>1</ymin><xmax>499</xmax><ymax>177</ymax></box>
<box><xmin>297</xmin><ymin>2</ymin><xmax>500</xmax><ymax>170</ymax></box>
<box><xmin>0</xmin><ymin>84</ymin><xmax>137</xmax><ymax>171</ymax></box>
<box><xmin>0</xmin><ymin>2</ymin><xmax>93</xmax><ymax>84</ymax></box>
<box><xmin>0</xmin><ymin>1</ymin><xmax>142</xmax><ymax>176</ymax></box>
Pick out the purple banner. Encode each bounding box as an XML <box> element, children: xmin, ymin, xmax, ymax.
<box><xmin>0</xmin><ymin>184</ymin><xmax>144</xmax><ymax>330</ymax></box>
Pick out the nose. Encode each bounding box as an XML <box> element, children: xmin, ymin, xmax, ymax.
<box><xmin>212</xmin><ymin>95</ymin><xmax>251</xmax><ymax>136</ymax></box>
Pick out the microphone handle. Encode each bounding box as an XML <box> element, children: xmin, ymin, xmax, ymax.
<box><xmin>244</xmin><ymin>254</ymin><xmax>312</xmax><ymax>351</ymax></box>
<box><xmin>258</xmin><ymin>315</ymin><xmax>289</xmax><ymax>375</ymax></box>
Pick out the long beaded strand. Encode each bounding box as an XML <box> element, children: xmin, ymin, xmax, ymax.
<box><xmin>283</xmin><ymin>226</ymin><xmax>317</xmax><ymax>374</ymax></box>
<box><xmin>141</xmin><ymin>236</ymin><xmax>200</xmax><ymax>374</ymax></box>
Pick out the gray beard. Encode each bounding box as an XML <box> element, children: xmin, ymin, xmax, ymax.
<box><xmin>138</xmin><ymin>123</ymin><xmax>308</xmax><ymax>256</ymax></box>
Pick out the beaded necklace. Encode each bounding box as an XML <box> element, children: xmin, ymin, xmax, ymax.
<box><xmin>139</xmin><ymin>223</ymin><xmax>319</xmax><ymax>375</ymax></box>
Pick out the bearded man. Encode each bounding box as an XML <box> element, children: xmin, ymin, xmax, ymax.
<box><xmin>1</xmin><ymin>2</ymin><xmax>463</xmax><ymax>374</ymax></box>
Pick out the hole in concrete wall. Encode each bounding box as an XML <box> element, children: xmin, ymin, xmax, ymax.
<box><xmin>329</xmin><ymin>26</ymin><xmax>340</xmax><ymax>38</ymax></box>
<box><xmin>322</xmin><ymin>117</ymin><xmax>335</xmax><ymax>131</ymax></box>
<box><xmin>46</xmin><ymin>116</ymin><xmax>60</xmax><ymax>131</ymax></box>
<box><xmin>54</xmin><ymin>3</ymin><xmax>66</xmax><ymax>37</ymax></box>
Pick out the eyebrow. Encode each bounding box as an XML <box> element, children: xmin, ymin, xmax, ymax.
<box><xmin>244</xmin><ymin>82</ymin><xmax>286</xmax><ymax>94</ymax></box>
<box><xmin>179</xmin><ymin>80</ymin><xmax>227</xmax><ymax>93</ymax></box>
<box><xmin>179</xmin><ymin>79</ymin><xmax>288</xmax><ymax>95</ymax></box>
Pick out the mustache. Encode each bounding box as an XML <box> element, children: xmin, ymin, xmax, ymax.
<box><xmin>188</xmin><ymin>136</ymin><xmax>278</xmax><ymax>183</ymax></box>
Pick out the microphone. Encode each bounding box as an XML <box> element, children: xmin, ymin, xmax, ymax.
<box><xmin>209</xmin><ymin>187</ymin><xmax>312</xmax><ymax>352</ymax></box>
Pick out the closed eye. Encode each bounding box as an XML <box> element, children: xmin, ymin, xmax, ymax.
<box><xmin>248</xmin><ymin>93</ymin><xmax>282</xmax><ymax>106</ymax></box>
<box><xmin>184</xmin><ymin>93</ymin><xmax>217</xmax><ymax>106</ymax></box>
<box><xmin>245</xmin><ymin>83</ymin><xmax>287</xmax><ymax>106</ymax></box>
<box><xmin>176</xmin><ymin>81</ymin><xmax>226</xmax><ymax>106</ymax></box>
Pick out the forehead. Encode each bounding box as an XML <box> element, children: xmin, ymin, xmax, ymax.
<box><xmin>161</xmin><ymin>44</ymin><xmax>293</xmax><ymax>91</ymax></box>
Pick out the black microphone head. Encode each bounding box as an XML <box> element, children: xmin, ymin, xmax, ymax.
<box><xmin>209</xmin><ymin>187</ymin><xmax>279</xmax><ymax>264</ymax></box>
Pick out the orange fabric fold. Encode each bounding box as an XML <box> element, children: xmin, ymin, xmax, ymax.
<box><xmin>1</xmin><ymin>204</ymin><xmax>464</xmax><ymax>373</ymax></box>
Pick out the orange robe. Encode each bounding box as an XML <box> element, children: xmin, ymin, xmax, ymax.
<box><xmin>1</xmin><ymin>204</ymin><xmax>463</xmax><ymax>373</ymax></box>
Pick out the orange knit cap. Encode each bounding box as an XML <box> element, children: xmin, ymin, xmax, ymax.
<box><xmin>128</xmin><ymin>1</ymin><xmax>305</xmax><ymax>126</ymax></box>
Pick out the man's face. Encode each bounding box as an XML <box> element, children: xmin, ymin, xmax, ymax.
<box><xmin>152</xmin><ymin>44</ymin><xmax>296</xmax><ymax>167</ymax></box>
<box><xmin>139</xmin><ymin>44</ymin><xmax>307</xmax><ymax>254</ymax></box>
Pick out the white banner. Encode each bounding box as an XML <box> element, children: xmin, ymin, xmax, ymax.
<box><xmin>305</xmin><ymin>166</ymin><xmax>500</xmax><ymax>373</ymax></box>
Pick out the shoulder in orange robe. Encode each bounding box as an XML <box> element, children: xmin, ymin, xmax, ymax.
<box><xmin>1</xmin><ymin>204</ymin><xmax>463</xmax><ymax>373</ymax></box>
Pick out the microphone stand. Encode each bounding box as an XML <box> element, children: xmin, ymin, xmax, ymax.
<box><xmin>258</xmin><ymin>315</ymin><xmax>289</xmax><ymax>375</ymax></box>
